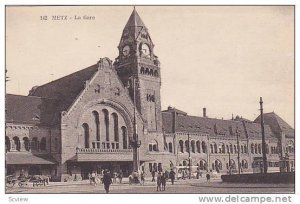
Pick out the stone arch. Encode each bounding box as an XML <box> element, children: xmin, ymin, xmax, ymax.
<box><xmin>31</xmin><ymin>137</ymin><xmax>38</xmax><ymax>151</ymax></box>
<box><xmin>92</xmin><ymin>110</ymin><xmax>100</xmax><ymax>141</ymax></box>
<box><xmin>179</xmin><ymin>140</ymin><xmax>184</xmax><ymax>153</ymax></box>
<box><xmin>201</xmin><ymin>141</ymin><xmax>207</xmax><ymax>153</ymax></box>
<box><xmin>40</xmin><ymin>137</ymin><xmax>46</xmax><ymax>151</ymax></box>
<box><xmin>111</xmin><ymin>112</ymin><xmax>119</xmax><ymax>142</ymax></box>
<box><xmin>196</xmin><ymin>141</ymin><xmax>201</xmax><ymax>153</ymax></box>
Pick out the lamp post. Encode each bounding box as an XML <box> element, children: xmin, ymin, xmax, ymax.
<box><xmin>236</xmin><ymin>128</ymin><xmax>241</xmax><ymax>175</ymax></box>
<box><xmin>127</xmin><ymin>76</ymin><xmax>141</xmax><ymax>173</ymax></box>
<box><xmin>188</xmin><ymin>132</ymin><xmax>191</xmax><ymax>179</ymax></box>
<box><xmin>259</xmin><ymin>97</ymin><xmax>268</xmax><ymax>174</ymax></box>
<box><xmin>228</xmin><ymin>151</ymin><xmax>231</xmax><ymax>175</ymax></box>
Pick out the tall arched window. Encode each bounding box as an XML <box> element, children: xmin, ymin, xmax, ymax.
<box><xmin>254</xmin><ymin>144</ymin><xmax>258</xmax><ymax>154</ymax></box>
<box><xmin>234</xmin><ymin>145</ymin><xmax>237</xmax><ymax>153</ymax></box>
<box><xmin>196</xmin><ymin>141</ymin><xmax>201</xmax><ymax>153</ymax></box>
<box><xmin>242</xmin><ymin>160</ymin><xmax>248</xmax><ymax>169</ymax></box>
<box><xmin>5</xmin><ymin>136</ymin><xmax>11</xmax><ymax>152</ymax></box>
<box><xmin>23</xmin><ymin>137</ymin><xmax>30</xmax><ymax>151</ymax></box>
<box><xmin>226</xmin><ymin>145</ymin><xmax>229</xmax><ymax>153</ymax></box>
<box><xmin>13</xmin><ymin>137</ymin><xmax>21</xmax><ymax>151</ymax></box>
<box><xmin>240</xmin><ymin>145</ymin><xmax>244</xmax><ymax>153</ymax></box>
<box><xmin>215</xmin><ymin>160</ymin><xmax>222</xmax><ymax>172</ymax></box>
<box><xmin>258</xmin><ymin>144</ymin><xmax>262</xmax><ymax>154</ymax></box>
<box><xmin>202</xmin><ymin>141</ymin><xmax>207</xmax><ymax>153</ymax></box>
<box><xmin>199</xmin><ymin>160</ymin><xmax>207</xmax><ymax>170</ymax></box>
<box><xmin>191</xmin><ymin>140</ymin><xmax>195</xmax><ymax>153</ymax></box>
<box><xmin>244</xmin><ymin>145</ymin><xmax>247</xmax><ymax>153</ymax></box>
<box><xmin>210</xmin><ymin>144</ymin><xmax>214</xmax><ymax>153</ymax></box>
<box><xmin>179</xmin><ymin>140</ymin><xmax>184</xmax><ymax>153</ymax></box>
<box><xmin>230</xmin><ymin>144</ymin><xmax>233</xmax><ymax>154</ymax></box>
<box><xmin>82</xmin><ymin>123</ymin><xmax>90</xmax><ymax>148</ymax></box>
<box><xmin>31</xmin><ymin>137</ymin><xmax>38</xmax><ymax>150</ymax></box>
<box><xmin>251</xmin><ymin>144</ymin><xmax>254</xmax><ymax>154</ymax></box>
<box><xmin>140</xmin><ymin>67</ymin><xmax>145</xmax><ymax>74</ymax></box>
<box><xmin>185</xmin><ymin>140</ymin><xmax>189</xmax><ymax>152</ymax></box>
<box><xmin>102</xmin><ymin>109</ymin><xmax>109</xmax><ymax>141</ymax></box>
<box><xmin>214</xmin><ymin>143</ymin><xmax>218</xmax><ymax>154</ymax></box>
<box><xmin>121</xmin><ymin>126</ymin><xmax>127</xmax><ymax>149</ymax></box>
<box><xmin>92</xmin><ymin>111</ymin><xmax>100</xmax><ymax>141</ymax></box>
<box><xmin>168</xmin><ymin>142</ymin><xmax>173</xmax><ymax>153</ymax></box>
<box><xmin>112</xmin><ymin>113</ymin><xmax>119</xmax><ymax>142</ymax></box>
<box><xmin>40</xmin><ymin>138</ymin><xmax>46</xmax><ymax>151</ymax></box>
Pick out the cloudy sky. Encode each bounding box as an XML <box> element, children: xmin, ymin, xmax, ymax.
<box><xmin>6</xmin><ymin>6</ymin><xmax>294</xmax><ymax>127</ymax></box>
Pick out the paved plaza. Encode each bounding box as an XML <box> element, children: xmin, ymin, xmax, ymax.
<box><xmin>6</xmin><ymin>177</ymin><xmax>294</xmax><ymax>194</ymax></box>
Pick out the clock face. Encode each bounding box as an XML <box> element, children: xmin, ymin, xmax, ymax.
<box><xmin>141</xmin><ymin>44</ymin><xmax>150</xmax><ymax>56</ymax></box>
<box><xmin>122</xmin><ymin>45</ymin><xmax>130</xmax><ymax>56</ymax></box>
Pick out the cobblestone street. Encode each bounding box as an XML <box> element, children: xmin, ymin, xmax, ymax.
<box><xmin>6</xmin><ymin>178</ymin><xmax>294</xmax><ymax>194</ymax></box>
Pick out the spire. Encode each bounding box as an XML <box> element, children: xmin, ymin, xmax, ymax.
<box><xmin>124</xmin><ymin>7</ymin><xmax>146</xmax><ymax>29</ymax></box>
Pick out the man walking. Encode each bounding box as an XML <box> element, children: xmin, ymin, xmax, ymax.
<box><xmin>151</xmin><ymin>170</ymin><xmax>156</xmax><ymax>182</ymax></box>
<box><xmin>103</xmin><ymin>170</ymin><xmax>112</xmax><ymax>193</ymax></box>
<box><xmin>169</xmin><ymin>169</ymin><xmax>176</xmax><ymax>185</ymax></box>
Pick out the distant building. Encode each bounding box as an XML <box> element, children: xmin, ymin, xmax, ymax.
<box><xmin>5</xmin><ymin>9</ymin><xmax>294</xmax><ymax>181</ymax></box>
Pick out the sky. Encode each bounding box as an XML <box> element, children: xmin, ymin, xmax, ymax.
<box><xmin>5</xmin><ymin>6</ymin><xmax>294</xmax><ymax>127</ymax></box>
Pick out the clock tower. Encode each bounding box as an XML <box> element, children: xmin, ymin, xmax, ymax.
<box><xmin>114</xmin><ymin>8</ymin><xmax>163</xmax><ymax>133</ymax></box>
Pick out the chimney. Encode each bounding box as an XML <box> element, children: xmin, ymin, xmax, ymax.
<box><xmin>203</xmin><ymin>108</ymin><xmax>206</xmax><ymax>118</ymax></box>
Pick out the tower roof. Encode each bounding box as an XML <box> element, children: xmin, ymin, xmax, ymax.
<box><xmin>124</xmin><ymin>8</ymin><xmax>146</xmax><ymax>29</ymax></box>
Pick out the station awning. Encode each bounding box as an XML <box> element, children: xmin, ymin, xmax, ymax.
<box><xmin>6</xmin><ymin>152</ymin><xmax>57</xmax><ymax>165</ymax></box>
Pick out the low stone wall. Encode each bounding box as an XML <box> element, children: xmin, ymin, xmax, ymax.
<box><xmin>221</xmin><ymin>172</ymin><xmax>294</xmax><ymax>184</ymax></box>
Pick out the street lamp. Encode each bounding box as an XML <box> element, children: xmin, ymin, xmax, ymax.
<box><xmin>236</xmin><ymin>128</ymin><xmax>241</xmax><ymax>175</ymax></box>
<box><xmin>127</xmin><ymin>76</ymin><xmax>141</xmax><ymax>173</ymax></box>
<box><xmin>188</xmin><ymin>132</ymin><xmax>191</xmax><ymax>179</ymax></box>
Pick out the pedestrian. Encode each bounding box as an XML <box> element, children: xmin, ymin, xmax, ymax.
<box><xmin>156</xmin><ymin>171</ymin><xmax>162</xmax><ymax>191</ymax></box>
<box><xmin>128</xmin><ymin>174</ymin><xmax>133</xmax><ymax>185</ymax></box>
<box><xmin>151</xmin><ymin>170</ymin><xmax>156</xmax><ymax>182</ymax></box>
<box><xmin>113</xmin><ymin>172</ymin><xmax>117</xmax><ymax>184</ymax></box>
<box><xmin>206</xmin><ymin>172</ymin><xmax>210</xmax><ymax>182</ymax></box>
<box><xmin>118</xmin><ymin>170</ymin><xmax>123</xmax><ymax>184</ymax></box>
<box><xmin>103</xmin><ymin>170</ymin><xmax>112</xmax><ymax>193</ymax></box>
<box><xmin>169</xmin><ymin>169</ymin><xmax>175</xmax><ymax>185</ymax></box>
<box><xmin>140</xmin><ymin>171</ymin><xmax>145</xmax><ymax>185</ymax></box>
<box><xmin>91</xmin><ymin>171</ymin><xmax>96</xmax><ymax>186</ymax></box>
<box><xmin>161</xmin><ymin>172</ymin><xmax>167</xmax><ymax>191</ymax></box>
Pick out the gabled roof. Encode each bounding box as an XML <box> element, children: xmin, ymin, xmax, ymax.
<box><xmin>6</xmin><ymin>94</ymin><xmax>59</xmax><ymax>126</ymax></box>
<box><xmin>29</xmin><ymin>64</ymin><xmax>98</xmax><ymax>112</ymax></box>
<box><xmin>254</xmin><ymin>112</ymin><xmax>294</xmax><ymax>138</ymax></box>
<box><xmin>162</xmin><ymin>111</ymin><xmax>275</xmax><ymax>139</ymax></box>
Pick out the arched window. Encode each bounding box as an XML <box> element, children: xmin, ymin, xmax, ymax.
<box><xmin>154</xmin><ymin>70</ymin><xmax>158</xmax><ymax>77</ymax></box>
<box><xmin>102</xmin><ymin>109</ymin><xmax>109</xmax><ymax>141</ymax></box>
<box><xmin>258</xmin><ymin>144</ymin><xmax>262</xmax><ymax>154</ymax></box>
<box><xmin>23</xmin><ymin>137</ymin><xmax>30</xmax><ymax>151</ymax></box>
<box><xmin>265</xmin><ymin>144</ymin><xmax>269</xmax><ymax>154</ymax></box>
<box><xmin>219</xmin><ymin>143</ymin><xmax>225</xmax><ymax>153</ymax></box>
<box><xmin>183</xmin><ymin>160</ymin><xmax>187</xmax><ymax>166</ymax></box>
<box><xmin>242</xmin><ymin>160</ymin><xmax>248</xmax><ymax>169</ymax></box>
<box><xmin>230</xmin><ymin>144</ymin><xmax>233</xmax><ymax>154</ymax></box>
<box><xmin>215</xmin><ymin>160</ymin><xmax>222</xmax><ymax>172</ymax></box>
<box><xmin>82</xmin><ymin>123</ymin><xmax>89</xmax><ymax>148</ymax></box>
<box><xmin>196</xmin><ymin>141</ymin><xmax>201</xmax><ymax>153</ymax></box>
<box><xmin>40</xmin><ymin>137</ymin><xmax>46</xmax><ymax>151</ymax></box>
<box><xmin>5</xmin><ymin>136</ymin><xmax>11</xmax><ymax>152</ymax></box>
<box><xmin>214</xmin><ymin>143</ymin><xmax>218</xmax><ymax>154</ymax></box>
<box><xmin>226</xmin><ymin>145</ymin><xmax>229</xmax><ymax>153</ymax></box>
<box><xmin>145</xmin><ymin>68</ymin><xmax>150</xmax><ymax>75</ymax></box>
<box><xmin>185</xmin><ymin>140</ymin><xmax>189</xmax><ymax>152</ymax></box>
<box><xmin>234</xmin><ymin>145</ymin><xmax>237</xmax><ymax>154</ymax></box>
<box><xmin>179</xmin><ymin>140</ymin><xmax>184</xmax><ymax>153</ymax></box>
<box><xmin>31</xmin><ymin>137</ymin><xmax>38</xmax><ymax>151</ymax></box>
<box><xmin>121</xmin><ymin>126</ymin><xmax>127</xmax><ymax>149</ymax></box>
<box><xmin>251</xmin><ymin>144</ymin><xmax>254</xmax><ymax>154</ymax></box>
<box><xmin>202</xmin><ymin>141</ymin><xmax>207</xmax><ymax>153</ymax></box>
<box><xmin>140</xmin><ymin>67</ymin><xmax>145</xmax><ymax>74</ymax></box>
<box><xmin>92</xmin><ymin>111</ymin><xmax>100</xmax><ymax>141</ymax></box>
<box><xmin>254</xmin><ymin>144</ymin><xmax>258</xmax><ymax>154</ymax></box>
<box><xmin>244</xmin><ymin>144</ymin><xmax>247</xmax><ymax>153</ymax></box>
<box><xmin>199</xmin><ymin>160</ymin><xmax>207</xmax><ymax>170</ymax></box>
<box><xmin>191</xmin><ymin>140</ymin><xmax>195</xmax><ymax>153</ymax></box>
<box><xmin>229</xmin><ymin>159</ymin><xmax>236</xmax><ymax>170</ymax></box>
<box><xmin>112</xmin><ymin>113</ymin><xmax>119</xmax><ymax>142</ymax></box>
<box><xmin>240</xmin><ymin>145</ymin><xmax>244</xmax><ymax>153</ymax></box>
<box><xmin>210</xmin><ymin>144</ymin><xmax>214</xmax><ymax>153</ymax></box>
<box><xmin>149</xmin><ymin>69</ymin><xmax>154</xmax><ymax>76</ymax></box>
<box><xmin>149</xmin><ymin>140</ymin><xmax>158</xmax><ymax>152</ymax></box>
<box><xmin>168</xmin><ymin>142</ymin><xmax>173</xmax><ymax>153</ymax></box>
